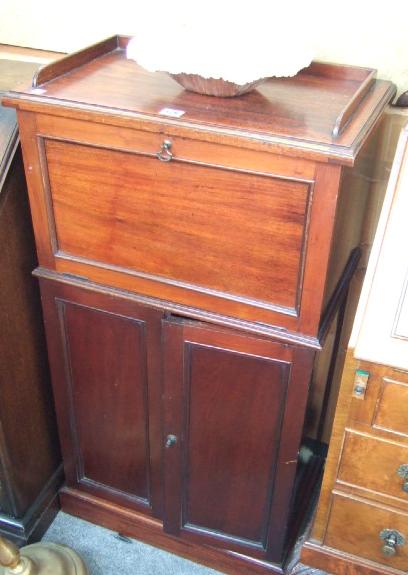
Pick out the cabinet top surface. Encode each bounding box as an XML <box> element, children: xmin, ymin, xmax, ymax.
<box><xmin>3</xmin><ymin>36</ymin><xmax>396</xmax><ymax>164</ymax></box>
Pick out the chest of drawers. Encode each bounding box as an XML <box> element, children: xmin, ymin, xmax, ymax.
<box><xmin>303</xmin><ymin>357</ymin><xmax>408</xmax><ymax>575</ymax></box>
<box><xmin>3</xmin><ymin>36</ymin><xmax>395</xmax><ymax>573</ymax></box>
<box><xmin>302</xmin><ymin>121</ymin><xmax>408</xmax><ymax>575</ymax></box>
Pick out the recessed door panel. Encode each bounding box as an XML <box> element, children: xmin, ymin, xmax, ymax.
<box><xmin>39</xmin><ymin>280</ymin><xmax>163</xmax><ymax>515</ymax></box>
<box><xmin>162</xmin><ymin>318</ymin><xmax>313</xmax><ymax>561</ymax></box>
<box><xmin>184</xmin><ymin>344</ymin><xmax>287</xmax><ymax>544</ymax></box>
<box><xmin>62</xmin><ymin>302</ymin><xmax>149</xmax><ymax>499</ymax></box>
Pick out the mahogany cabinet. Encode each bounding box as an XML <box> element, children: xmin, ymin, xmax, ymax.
<box><xmin>0</xmin><ymin>67</ymin><xmax>61</xmax><ymax>544</ymax></box>
<box><xmin>3</xmin><ymin>36</ymin><xmax>395</xmax><ymax>574</ymax></box>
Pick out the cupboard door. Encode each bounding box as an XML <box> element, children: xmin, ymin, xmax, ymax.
<box><xmin>162</xmin><ymin>318</ymin><xmax>314</xmax><ymax>562</ymax></box>
<box><xmin>39</xmin><ymin>280</ymin><xmax>163</xmax><ymax>517</ymax></box>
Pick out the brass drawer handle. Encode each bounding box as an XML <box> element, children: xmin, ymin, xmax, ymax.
<box><xmin>379</xmin><ymin>529</ymin><xmax>406</xmax><ymax>557</ymax></box>
<box><xmin>397</xmin><ymin>464</ymin><xmax>408</xmax><ymax>493</ymax></box>
<box><xmin>156</xmin><ymin>140</ymin><xmax>173</xmax><ymax>162</ymax></box>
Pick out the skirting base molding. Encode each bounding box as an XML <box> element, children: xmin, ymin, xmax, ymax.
<box><xmin>0</xmin><ymin>465</ymin><xmax>63</xmax><ymax>546</ymax></box>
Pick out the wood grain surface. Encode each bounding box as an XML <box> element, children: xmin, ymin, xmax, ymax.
<box><xmin>15</xmin><ymin>110</ymin><xmax>350</xmax><ymax>337</ymax></box>
<box><xmin>0</xmin><ymin>63</ymin><xmax>61</xmax><ymax>542</ymax></box>
<box><xmin>0</xmin><ymin>150</ymin><xmax>60</xmax><ymax>516</ymax></box>
<box><xmin>39</xmin><ymin>280</ymin><xmax>164</xmax><ymax>516</ymax></box>
<box><xmin>304</xmin><ymin>354</ymin><xmax>408</xmax><ymax>575</ymax></box>
<box><xmin>3</xmin><ymin>37</ymin><xmax>396</xmax><ymax>574</ymax></box>
<box><xmin>325</xmin><ymin>493</ymin><xmax>408</xmax><ymax>571</ymax></box>
<box><xmin>44</xmin><ymin>138</ymin><xmax>309</xmax><ymax>310</ymax></box>
<box><xmin>373</xmin><ymin>378</ymin><xmax>408</xmax><ymax>436</ymax></box>
<box><xmin>3</xmin><ymin>38</ymin><xmax>396</xmax><ymax>165</ymax></box>
<box><xmin>337</xmin><ymin>431</ymin><xmax>408</xmax><ymax>501</ymax></box>
<box><xmin>162</xmin><ymin>318</ymin><xmax>315</xmax><ymax>563</ymax></box>
<box><xmin>60</xmin><ymin>486</ymin><xmax>287</xmax><ymax>575</ymax></box>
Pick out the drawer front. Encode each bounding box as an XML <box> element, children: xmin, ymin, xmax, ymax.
<box><xmin>326</xmin><ymin>493</ymin><xmax>408</xmax><ymax>571</ymax></box>
<box><xmin>348</xmin><ymin>363</ymin><xmax>408</xmax><ymax>434</ymax></box>
<box><xmin>373</xmin><ymin>378</ymin><xmax>408</xmax><ymax>437</ymax></box>
<box><xmin>337</xmin><ymin>431</ymin><xmax>408</xmax><ymax>500</ymax></box>
<box><xmin>20</xmin><ymin>112</ymin><xmax>341</xmax><ymax>334</ymax></box>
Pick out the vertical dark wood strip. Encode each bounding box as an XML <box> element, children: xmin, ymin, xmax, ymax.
<box><xmin>37</xmin><ymin>137</ymin><xmax>59</xmax><ymax>254</ymax></box>
<box><xmin>260</xmin><ymin>361</ymin><xmax>292</xmax><ymax>547</ymax></box>
<box><xmin>181</xmin><ymin>342</ymin><xmax>192</xmax><ymax>530</ymax></box>
<box><xmin>316</xmin><ymin>295</ymin><xmax>348</xmax><ymax>443</ymax></box>
<box><xmin>38</xmin><ymin>280</ymin><xmax>78</xmax><ymax>481</ymax></box>
<box><xmin>162</xmin><ymin>319</ymin><xmax>184</xmax><ymax>534</ymax></box>
<box><xmin>299</xmin><ymin>163</ymin><xmax>342</xmax><ymax>335</ymax></box>
<box><xmin>266</xmin><ymin>347</ymin><xmax>316</xmax><ymax>562</ymax></box>
<box><xmin>0</xmin><ymin>420</ymin><xmax>18</xmax><ymax>516</ymax></box>
<box><xmin>295</xmin><ymin>183</ymin><xmax>314</xmax><ymax>315</ymax></box>
<box><xmin>17</xmin><ymin>111</ymin><xmax>55</xmax><ymax>269</ymax></box>
<box><xmin>145</xmin><ymin>309</ymin><xmax>165</xmax><ymax>517</ymax></box>
<box><xmin>55</xmin><ymin>298</ymin><xmax>83</xmax><ymax>484</ymax></box>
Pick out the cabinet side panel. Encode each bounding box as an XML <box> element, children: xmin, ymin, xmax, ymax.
<box><xmin>60</xmin><ymin>300</ymin><xmax>150</xmax><ymax>503</ymax></box>
<box><xmin>183</xmin><ymin>344</ymin><xmax>288</xmax><ymax>546</ymax></box>
<box><xmin>0</xmin><ymin>150</ymin><xmax>60</xmax><ymax>517</ymax></box>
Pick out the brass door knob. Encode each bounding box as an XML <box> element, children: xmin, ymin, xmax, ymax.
<box><xmin>379</xmin><ymin>529</ymin><xmax>406</xmax><ymax>557</ymax></box>
<box><xmin>165</xmin><ymin>434</ymin><xmax>177</xmax><ymax>448</ymax></box>
<box><xmin>397</xmin><ymin>464</ymin><xmax>408</xmax><ymax>493</ymax></box>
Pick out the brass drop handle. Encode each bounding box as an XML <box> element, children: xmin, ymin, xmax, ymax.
<box><xmin>165</xmin><ymin>434</ymin><xmax>177</xmax><ymax>448</ymax></box>
<box><xmin>379</xmin><ymin>529</ymin><xmax>406</xmax><ymax>557</ymax></box>
<box><xmin>397</xmin><ymin>464</ymin><xmax>408</xmax><ymax>493</ymax></box>
<box><xmin>156</xmin><ymin>139</ymin><xmax>173</xmax><ymax>162</ymax></box>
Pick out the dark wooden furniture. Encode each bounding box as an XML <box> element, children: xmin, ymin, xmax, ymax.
<box><xmin>3</xmin><ymin>36</ymin><xmax>395</xmax><ymax>574</ymax></box>
<box><xmin>0</xmin><ymin>60</ymin><xmax>62</xmax><ymax>545</ymax></box>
